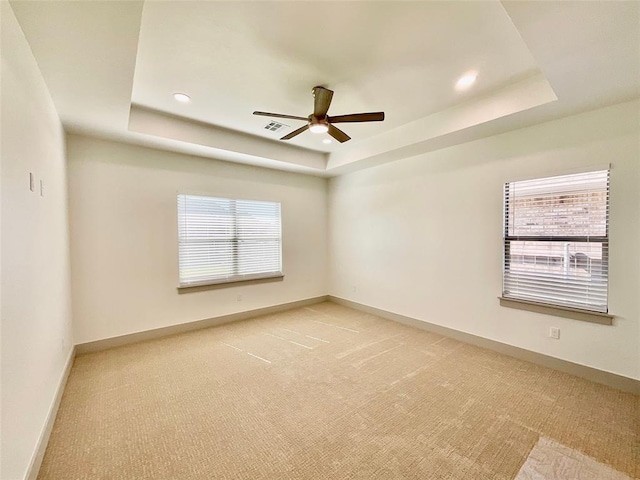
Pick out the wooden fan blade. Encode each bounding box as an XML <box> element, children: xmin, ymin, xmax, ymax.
<box><xmin>328</xmin><ymin>124</ymin><xmax>351</xmax><ymax>143</ymax></box>
<box><xmin>281</xmin><ymin>124</ymin><xmax>309</xmax><ymax>140</ymax></box>
<box><xmin>313</xmin><ymin>87</ymin><xmax>334</xmax><ymax>117</ymax></box>
<box><xmin>328</xmin><ymin>112</ymin><xmax>385</xmax><ymax>123</ymax></box>
<box><xmin>253</xmin><ymin>111</ymin><xmax>308</xmax><ymax>121</ymax></box>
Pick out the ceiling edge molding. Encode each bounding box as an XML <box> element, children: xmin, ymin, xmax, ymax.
<box><xmin>326</xmin><ymin>72</ymin><xmax>557</xmax><ymax>174</ymax></box>
<box><xmin>128</xmin><ymin>105</ymin><xmax>328</xmax><ymax>173</ymax></box>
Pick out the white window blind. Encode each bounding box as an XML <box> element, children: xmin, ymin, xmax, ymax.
<box><xmin>177</xmin><ymin>194</ymin><xmax>282</xmax><ymax>287</ymax></box>
<box><xmin>503</xmin><ymin>169</ymin><xmax>609</xmax><ymax>312</ymax></box>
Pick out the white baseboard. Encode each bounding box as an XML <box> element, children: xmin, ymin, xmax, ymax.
<box><xmin>25</xmin><ymin>346</ymin><xmax>76</xmax><ymax>480</ymax></box>
<box><xmin>328</xmin><ymin>296</ymin><xmax>639</xmax><ymax>395</ymax></box>
<box><xmin>21</xmin><ymin>295</ymin><xmax>638</xmax><ymax>480</ymax></box>
<box><xmin>25</xmin><ymin>296</ymin><xmax>329</xmax><ymax>478</ymax></box>
<box><xmin>76</xmin><ymin>295</ymin><xmax>329</xmax><ymax>354</ymax></box>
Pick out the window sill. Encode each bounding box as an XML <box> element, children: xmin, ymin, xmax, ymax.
<box><xmin>498</xmin><ymin>296</ymin><xmax>614</xmax><ymax>325</ymax></box>
<box><xmin>178</xmin><ymin>274</ymin><xmax>284</xmax><ymax>293</ymax></box>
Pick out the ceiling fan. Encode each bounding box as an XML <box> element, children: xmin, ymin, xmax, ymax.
<box><xmin>253</xmin><ymin>86</ymin><xmax>384</xmax><ymax>143</ymax></box>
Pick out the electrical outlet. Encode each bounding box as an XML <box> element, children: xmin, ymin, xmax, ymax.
<box><xmin>29</xmin><ymin>172</ymin><xmax>34</xmax><ymax>192</ymax></box>
<box><xmin>549</xmin><ymin>327</ymin><xmax>560</xmax><ymax>340</ymax></box>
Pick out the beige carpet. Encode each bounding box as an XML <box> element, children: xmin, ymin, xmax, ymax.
<box><xmin>39</xmin><ymin>302</ymin><xmax>639</xmax><ymax>479</ymax></box>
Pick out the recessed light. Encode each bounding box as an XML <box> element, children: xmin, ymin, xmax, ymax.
<box><xmin>173</xmin><ymin>92</ymin><xmax>191</xmax><ymax>103</ymax></box>
<box><xmin>322</xmin><ymin>139</ymin><xmax>332</xmax><ymax>144</ymax></box>
<box><xmin>455</xmin><ymin>73</ymin><xmax>477</xmax><ymax>90</ymax></box>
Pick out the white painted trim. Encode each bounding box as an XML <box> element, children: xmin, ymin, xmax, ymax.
<box><xmin>503</xmin><ymin>163</ymin><xmax>611</xmax><ymax>183</ymax></box>
<box><xmin>76</xmin><ymin>296</ymin><xmax>328</xmax><ymax>354</ymax></box>
<box><xmin>328</xmin><ymin>296</ymin><xmax>639</xmax><ymax>394</ymax></box>
<box><xmin>498</xmin><ymin>296</ymin><xmax>613</xmax><ymax>325</ymax></box>
<box><xmin>25</xmin><ymin>346</ymin><xmax>76</xmax><ymax>480</ymax></box>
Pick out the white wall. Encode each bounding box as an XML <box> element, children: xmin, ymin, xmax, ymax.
<box><xmin>329</xmin><ymin>100</ymin><xmax>640</xmax><ymax>380</ymax></box>
<box><xmin>67</xmin><ymin>135</ymin><xmax>328</xmax><ymax>344</ymax></box>
<box><xmin>1</xmin><ymin>4</ymin><xmax>74</xmax><ymax>479</ymax></box>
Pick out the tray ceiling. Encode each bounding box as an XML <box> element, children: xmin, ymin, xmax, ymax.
<box><xmin>8</xmin><ymin>1</ymin><xmax>640</xmax><ymax>176</ymax></box>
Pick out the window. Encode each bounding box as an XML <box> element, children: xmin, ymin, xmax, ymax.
<box><xmin>502</xmin><ymin>169</ymin><xmax>609</xmax><ymax>313</ymax></box>
<box><xmin>177</xmin><ymin>194</ymin><xmax>282</xmax><ymax>287</ymax></box>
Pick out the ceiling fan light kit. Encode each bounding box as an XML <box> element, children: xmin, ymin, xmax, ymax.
<box><xmin>253</xmin><ymin>86</ymin><xmax>385</xmax><ymax>143</ymax></box>
<box><xmin>309</xmin><ymin>123</ymin><xmax>329</xmax><ymax>134</ymax></box>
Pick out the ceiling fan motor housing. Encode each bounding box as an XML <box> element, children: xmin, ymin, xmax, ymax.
<box><xmin>253</xmin><ymin>85</ymin><xmax>384</xmax><ymax>143</ymax></box>
<box><xmin>309</xmin><ymin>114</ymin><xmax>328</xmax><ymax>126</ymax></box>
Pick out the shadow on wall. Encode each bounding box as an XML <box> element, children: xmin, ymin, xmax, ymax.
<box><xmin>331</xmin><ymin>101</ymin><xmax>638</xmax><ymax>187</ymax></box>
<box><xmin>66</xmin><ymin>134</ymin><xmax>328</xmax><ymax>191</ymax></box>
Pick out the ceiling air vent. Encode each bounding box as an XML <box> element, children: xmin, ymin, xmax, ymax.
<box><xmin>264</xmin><ymin>121</ymin><xmax>289</xmax><ymax>132</ymax></box>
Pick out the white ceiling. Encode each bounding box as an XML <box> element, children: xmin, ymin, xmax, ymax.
<box><xmin>8</xmin><ymin>1</ymin><xmax>640</xmax><ymax>176</ymax></box>
<box><xmin>132</xmin><ymin>1</ymin><xmax>539</xmax><ymax>152</ymax></box>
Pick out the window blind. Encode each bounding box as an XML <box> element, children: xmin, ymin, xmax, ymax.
<box><xmin>177</xmin><ymin>194</ymin><xmax>282</xmax><ymax>287</ymax></box>
<box><xmin>503</xmin><ymin>170</ymin><xmax>609</xmax><ymax>312</ymax></box>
